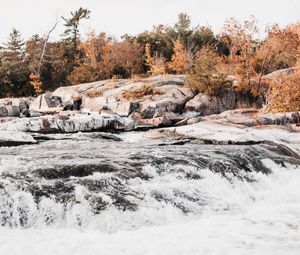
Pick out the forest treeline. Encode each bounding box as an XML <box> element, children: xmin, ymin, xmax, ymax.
<box><xmin>0</xmin><ymin>8</ymin><xmax>299</xmax><ymax>112</ymax></box>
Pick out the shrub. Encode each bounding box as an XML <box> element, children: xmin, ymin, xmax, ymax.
<box><xmin>29</xmin><ymin>72</ymin><xmax>43</xmax><ymax>95</ymax></box>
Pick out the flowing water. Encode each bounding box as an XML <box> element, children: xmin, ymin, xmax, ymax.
<box><xmin>0</xmin><ymin>132</ymin><xmax>299</xmax><ymax>255</ymax></box>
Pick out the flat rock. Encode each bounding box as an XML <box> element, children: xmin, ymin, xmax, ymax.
<box><xmin>168</xmin><ymin>121</ymin><xmax>300</xmax><ymax>148</ymax></box>
<box><xmin>0</xmin><ymin>113</ymin><xmax>129</xmax><ymax>133</ymax></box>
<box><xmin>0</xmin><ymin>131</ymin><xmax>36</xmax><ymax>146</ymax></box>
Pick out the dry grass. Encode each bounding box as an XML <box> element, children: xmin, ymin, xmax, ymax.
<box><xmin>111</xmin><ymin>74</ymin><xmax>123</xmax><ymax>80</ymax></box>
<box><xmin>131</xmin><ymin>74</ymin><xmax>146</xmax><ymax>83</ymax></box>
<box><xmin>122</xmin><ymin>85</ymin><xmax>163</xmax><ymax>100</ymax></box>
<box><xmin>85</xmin><ymin>90</ymin><xmax>103</xmax><ymax>98</ymax></box>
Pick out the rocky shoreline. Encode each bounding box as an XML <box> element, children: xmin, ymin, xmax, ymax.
<box><xmin>0</xmin><ymin>74</ymin><xmax>299</xmax><ymax>146</ymax></box>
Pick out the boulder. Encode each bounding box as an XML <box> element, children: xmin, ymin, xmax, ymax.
<box><xmin>29</xmin><ymin>75</ymin><xmax>192</xmax><ymax>118</ymax></box>
<box><xmin>29</xmin><ymin>93</ymin><xmax>64</xmax><ymax>113</ymax></box>
<box><xmin>185</xmin><ymin>93</ymin><xmax>214</xmax><ymax>114</ymax></box>
<box><xmin>258</xmin><ymin>111</ymin><xmax>300</xmax><ymax>126</ymax></box>
<box><xmin>0</xmin><ymin>98</ymin><xmax>31</xmax><ymax>117</ymax></box>
<box><xmin>185</xmin><ymin>90</ymin><xmax>264</xmax><ymax>115</ymax></box>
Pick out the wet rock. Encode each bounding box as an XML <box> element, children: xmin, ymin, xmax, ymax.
<box><xmin>78</xmin><ymin>178</ymin><xmax>139</xmax><ymax>211</ymax></box>
<box><xmin>29</xmin><ymin>181</ymin><xmax>75</xmax><ymax>204</ymax></box>
<box><xmin>34</xmin><ymin>164</ymin><xmax>118</xmax><ymax>180</ymax></box>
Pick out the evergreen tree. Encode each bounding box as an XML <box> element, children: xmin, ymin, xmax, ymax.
<box><xmin>5</xmin><ymin>28</ymin><xmax>25</xmax><ymax>53</ymax></box>
<box><xmin>62</xmin><ymin>7</ymin><xmax>91</xmax><ymax>59</ymax></box>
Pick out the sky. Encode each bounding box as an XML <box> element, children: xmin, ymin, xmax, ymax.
<box><xmin>0</xmin><ymin>0</ymin><xmax>300</xmax><ymax>43</ymax></box>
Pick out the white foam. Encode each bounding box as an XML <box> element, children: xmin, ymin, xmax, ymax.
<box><xmin>0</xmin><ymin>159</ymin><xmax>299</xmax><ymax>254</ymax></box>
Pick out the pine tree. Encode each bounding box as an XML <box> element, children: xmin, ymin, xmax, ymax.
<box><xmin>5</xmin><ymin>28</ymin><xmax>25</xmax><ymax>53</ymax></box>
<box><xmin>62</xmin><ymin>7</ymin><xmax>91</xmax><ymax>58</ymax></box>
<box><xmin>175</xmin><ymin>13</ymin><xmax>192</xmax><ymax>41</ymax></box>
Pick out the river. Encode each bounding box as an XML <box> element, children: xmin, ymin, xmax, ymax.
<box><xmin>0</xmin><ymin>131</ymin><xmax>299</xmax><ymax>255</ymax></box>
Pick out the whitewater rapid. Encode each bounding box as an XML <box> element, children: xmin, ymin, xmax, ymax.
<box><xmin>0</xmin><ymin>132</ymin><xmax>299</xmax><ymax>254</ymax></box>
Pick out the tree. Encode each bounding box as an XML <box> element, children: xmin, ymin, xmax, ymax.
<box><xmin>169</xmin><ymin>38</ymin><xmax>190</xmax><ymax>74</ymax></box>
<box><xmin>101</xmin><ymin>38</ymin><xmax>144</xmax><ymax>78</ymax></box>
<box><xmin>136</xmin><ymin>24</ymin><xmax>175</xmax><ymax>61</ymax></box>
<box><xmin>0</xmin><ymin>28</ymin><xmax>33</xmax><ymax>97</ymax></box>
<box><xmin>254</xmin><ymin>23</ymin><xmax>300</xmax><ymax>81</ymax></box>
<box><xmin>29</xmin><ymin>72</ymin><xmax>43</xmax><ymax>95</ymax></box>
<box><xmin>263</xmin><ymin>68</ymin><xmax>300</xmax><ymax>113</ymax></box>
<box><xmin>67</xmin><ymin>32</ymin><xmax>110</xmax><ymax>84</ymax></box>
<box><xmin>47</xmin><ymin>41</ymin><xmax>74</xmax><ymax>88</ymax></box>
<box><xmin>145</xmin><ymin>43</ymin><xmax>166</xmax><ymax>76</ymax></box>
<box><xmin>38</xmin><ymin>20</ymin><xmax>59</xmax><ymax>75</ymax></box>
<box><xmin>174</xmin><ymin>13</ymin><xmax>192</xmax><ymax>46</ymax></box>
<box><xmin>83</xmin><ymin>32</ymin><xmax>108</xmax><ymax>66</ymax></box>
<box><xmin>62</xmin><ymin>8</ymin><xmax>91</xmax><ymax>62</ymax></box>
<box><xmin>187</xmin><ymin>46</ymin><xmax>231</xmax><ymax>96</ymax></box>
<box><xmin>5</xmin><ymin>28</ymin><xmax>25</xmax><ymax>53</ymax></box>
<box><xmin>221</xmin><ymin>16</ymin><xmax>259</xmax><ymax>93</ymax></box>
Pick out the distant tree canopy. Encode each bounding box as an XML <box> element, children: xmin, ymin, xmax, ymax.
<box><xmin>0</xmin><ymin>10</ymin><xmax>299</xmax><ymax>112</ymax></box>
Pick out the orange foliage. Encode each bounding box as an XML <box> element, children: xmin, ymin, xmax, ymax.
<box><xmin>101</xmin><ymin>39</ymin><xmax>144</xmax><ymax>78</ymax></box>
<box><xmin>187</xmin><ymin>46</ymin><xmax>231</xmax><ymax>95</ymax></box>
<box><xmin>221</xmin><ymin>16</ymin><xmax>259</xmax><ymax>92</ymax></box>
<box><xmin>169</xmin><ymin>39</ymin><xmax>190</xmax><ymax>74</ymax></box>
<box><xmin>255</xmin><ymin>23</ymin><xmax>300</xmax><ymax>77</ymax></box>
<box><xmin>264</xmin><ymin>68</ymin><xmax>300</xmax><ymax>113</ymax></box>
<box><xmin>29</xmin><ymin>72</ymin><xmax>43</xmax><ymax>95</ymax></box>
<box><xmin>145</xmin><ymin>43</ymin><xmax>166</xmax><ymax>76</ymax></box>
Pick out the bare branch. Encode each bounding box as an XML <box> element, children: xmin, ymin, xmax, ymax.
<box><xmin>38</xmin><ymin>19</ymin><xmax>59</xmax><ymax>74</ymax></box>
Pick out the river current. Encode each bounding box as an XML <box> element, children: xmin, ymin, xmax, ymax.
<box><xmin>0</xmin><ymin>132</ymin><xmax>299</xmax><ymax>255</ymax></box>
